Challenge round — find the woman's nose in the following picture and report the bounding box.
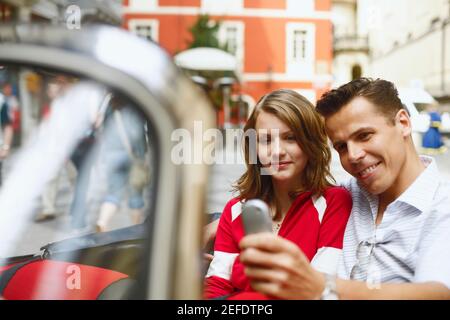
[271,138,287,161]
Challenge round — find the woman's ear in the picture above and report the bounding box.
[395,109,412,138]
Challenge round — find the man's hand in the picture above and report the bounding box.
[204,253,214,262]
[0,147,9,159]
[203,218,220,269]
[203,218,219,248]
[239,233,325,300]
[1,124,13,160]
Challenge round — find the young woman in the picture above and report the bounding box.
[204,89,352,299]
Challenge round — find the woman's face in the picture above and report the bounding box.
[255,111,308,186]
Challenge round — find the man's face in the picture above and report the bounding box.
[325,97,411,196]
[2,84,12,96]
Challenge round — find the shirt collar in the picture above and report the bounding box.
[394,155,440,213]
[355,156,440,214]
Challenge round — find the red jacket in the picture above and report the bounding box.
[204,186,352,299]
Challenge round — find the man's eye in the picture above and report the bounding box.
[359,132,372,140]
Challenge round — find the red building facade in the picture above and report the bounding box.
[123,0,333,109]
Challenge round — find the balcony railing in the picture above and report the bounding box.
[334,35,369,53]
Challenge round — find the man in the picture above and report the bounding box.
[238,78,450,299]
[0,84,14,186]
[34,76,72,222]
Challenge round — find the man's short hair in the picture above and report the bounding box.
[316,78,404,122]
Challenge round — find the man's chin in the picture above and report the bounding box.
[359,180,386,195]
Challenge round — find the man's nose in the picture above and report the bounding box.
[347,142,365,163]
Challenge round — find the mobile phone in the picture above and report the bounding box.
[241,199,272,235]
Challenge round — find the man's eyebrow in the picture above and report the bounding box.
[350,127,374,138]
[331,127,374,148]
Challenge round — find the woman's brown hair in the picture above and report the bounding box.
[234,89,334,203]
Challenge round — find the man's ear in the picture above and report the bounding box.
[395,109,412,137]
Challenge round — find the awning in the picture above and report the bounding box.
[398,87,436,105]
[398,87,437,117]
[174,47,238,72]
[398,87,437,132]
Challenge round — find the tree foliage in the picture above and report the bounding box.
[188,14,227,51]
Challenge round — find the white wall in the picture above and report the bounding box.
[125,0,330,19]
[129,0,157,12]
[368,25,450,92]
[332,0,369,87]
[360,0,450,93]
[333,52,369,86]
[201,0,243,15]
[360,0,446,57]
[287,0,314,14]
[331,1,356,36]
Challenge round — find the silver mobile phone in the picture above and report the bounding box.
[241,199,272,235]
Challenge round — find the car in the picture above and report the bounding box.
[0,24,215,299]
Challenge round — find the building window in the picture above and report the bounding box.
[293,30,307,61]
[286,23,315,77]
[135,25,153,41]
[128,19,159,42]
[219,21,244,69]
[225,26,238,55]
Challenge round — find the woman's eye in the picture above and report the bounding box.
[286,135,296,141]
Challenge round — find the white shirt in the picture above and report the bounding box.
[338,156,450,289]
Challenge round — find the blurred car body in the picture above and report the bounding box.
[0,24,215,299]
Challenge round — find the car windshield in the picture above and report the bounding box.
[0,65,155,259]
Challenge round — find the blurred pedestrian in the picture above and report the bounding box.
[0,83,14,187]
[1,83,19,137]
[422,106,446,155]
[96,96,149,233]
[67,126,98,230]
[35,76,104,231]
[35,76,74,222]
